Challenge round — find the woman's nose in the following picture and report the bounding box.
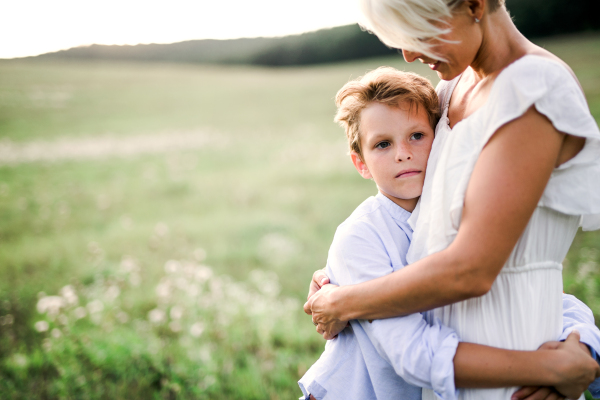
[402,49,422,63]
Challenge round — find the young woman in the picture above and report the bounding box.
[303,0,600,399]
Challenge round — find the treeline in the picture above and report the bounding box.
[506,0,600,38]
[24,0,600,66]
[31,24,397,66]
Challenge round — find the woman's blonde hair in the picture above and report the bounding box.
[334,67,440,160]
[358,0,505,60]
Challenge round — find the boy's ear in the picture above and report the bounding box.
[351,151,372,180]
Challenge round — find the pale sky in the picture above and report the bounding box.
[0,0,362,59]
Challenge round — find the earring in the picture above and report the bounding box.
[475,17,480,23]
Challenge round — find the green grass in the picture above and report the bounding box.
[0,33,599,399]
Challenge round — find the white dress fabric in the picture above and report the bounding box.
[407,55,600,400]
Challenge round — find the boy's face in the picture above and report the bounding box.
[351,101,434,212]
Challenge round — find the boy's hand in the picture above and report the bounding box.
[304,269,330,314]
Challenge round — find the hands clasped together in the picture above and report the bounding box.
[304,269,600,400]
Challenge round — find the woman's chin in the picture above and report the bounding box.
[437,69,461,81]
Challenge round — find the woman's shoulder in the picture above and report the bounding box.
[498,52,579,87]
[481,53,598,141]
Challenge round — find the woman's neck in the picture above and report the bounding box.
[469,9,531,81]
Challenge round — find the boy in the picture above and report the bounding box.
[299,67,600,400]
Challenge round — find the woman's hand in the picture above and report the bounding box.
[512,332,598,400]
[544,331,599,399]
[553,331,599,399]
[304,283,347,340]
[511,386,565,400]
[512,337,594,400]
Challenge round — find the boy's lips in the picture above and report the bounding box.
[395,169,421,178]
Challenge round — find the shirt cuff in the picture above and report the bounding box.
[298,378,327,400]
[430,330,461,400]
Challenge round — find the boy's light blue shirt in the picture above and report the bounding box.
[299,193,459,400]
[299,193,600,400]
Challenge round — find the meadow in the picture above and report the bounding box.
[0,33,599,399]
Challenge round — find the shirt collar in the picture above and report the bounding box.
[375,192,412,224]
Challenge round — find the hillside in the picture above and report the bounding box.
[13,0,600,66]
[28,24,397,66]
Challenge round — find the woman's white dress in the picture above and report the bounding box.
[407,55,600,400]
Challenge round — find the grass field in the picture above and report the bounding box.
[0,33,599,399]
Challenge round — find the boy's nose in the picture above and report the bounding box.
[396,145,412,161]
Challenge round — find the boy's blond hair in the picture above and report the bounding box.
[334,67,439,160]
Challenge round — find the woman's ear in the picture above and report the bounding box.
[464,0,485,21]
[351,151,372,180]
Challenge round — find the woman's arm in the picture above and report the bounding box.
[305,107,566,336]
[360,309,597,399]
[454,332,598,399]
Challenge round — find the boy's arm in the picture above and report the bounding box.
[331,221,597,399]
[327,220,460,399]
[559,293,600,397]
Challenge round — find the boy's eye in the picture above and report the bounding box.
[375,141,391,149]
[411,132,424,140]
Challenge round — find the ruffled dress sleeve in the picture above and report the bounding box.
[449,55,600,231]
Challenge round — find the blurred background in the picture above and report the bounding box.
[0,0,599,398]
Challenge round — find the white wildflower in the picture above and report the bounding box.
[148,308,166,324]
[187,284,200,297]
[194,266,213,283]
[37,296,65,317]
[96,194,111,210]
[0,314,13,325]
[168,320,182,333]
[170,306,183,320]
[60,285,78,305]
[35,320,49,332]
[258,233,299,265]
[202,375,216,389]
[87,241,103,256]
[154,222,169,237]
[73,307,87,319]
[249,269,281,297]
[12,354,27,368]
[87,300,104,314]
[57,314,68,325]
[190,322,204,338]
[105,285,120,301]
[193,248,207,262]
[199,345,211,362]
[120,215,133,230]
[156,280,171,298]
[577,261,598,281]
[120,256,138,273]
[164,260,180,274]
[182,262,196,278]
[51,328,62,338]
[116,311,129,324]
[129,272,141,287]
[175,277,187,290]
